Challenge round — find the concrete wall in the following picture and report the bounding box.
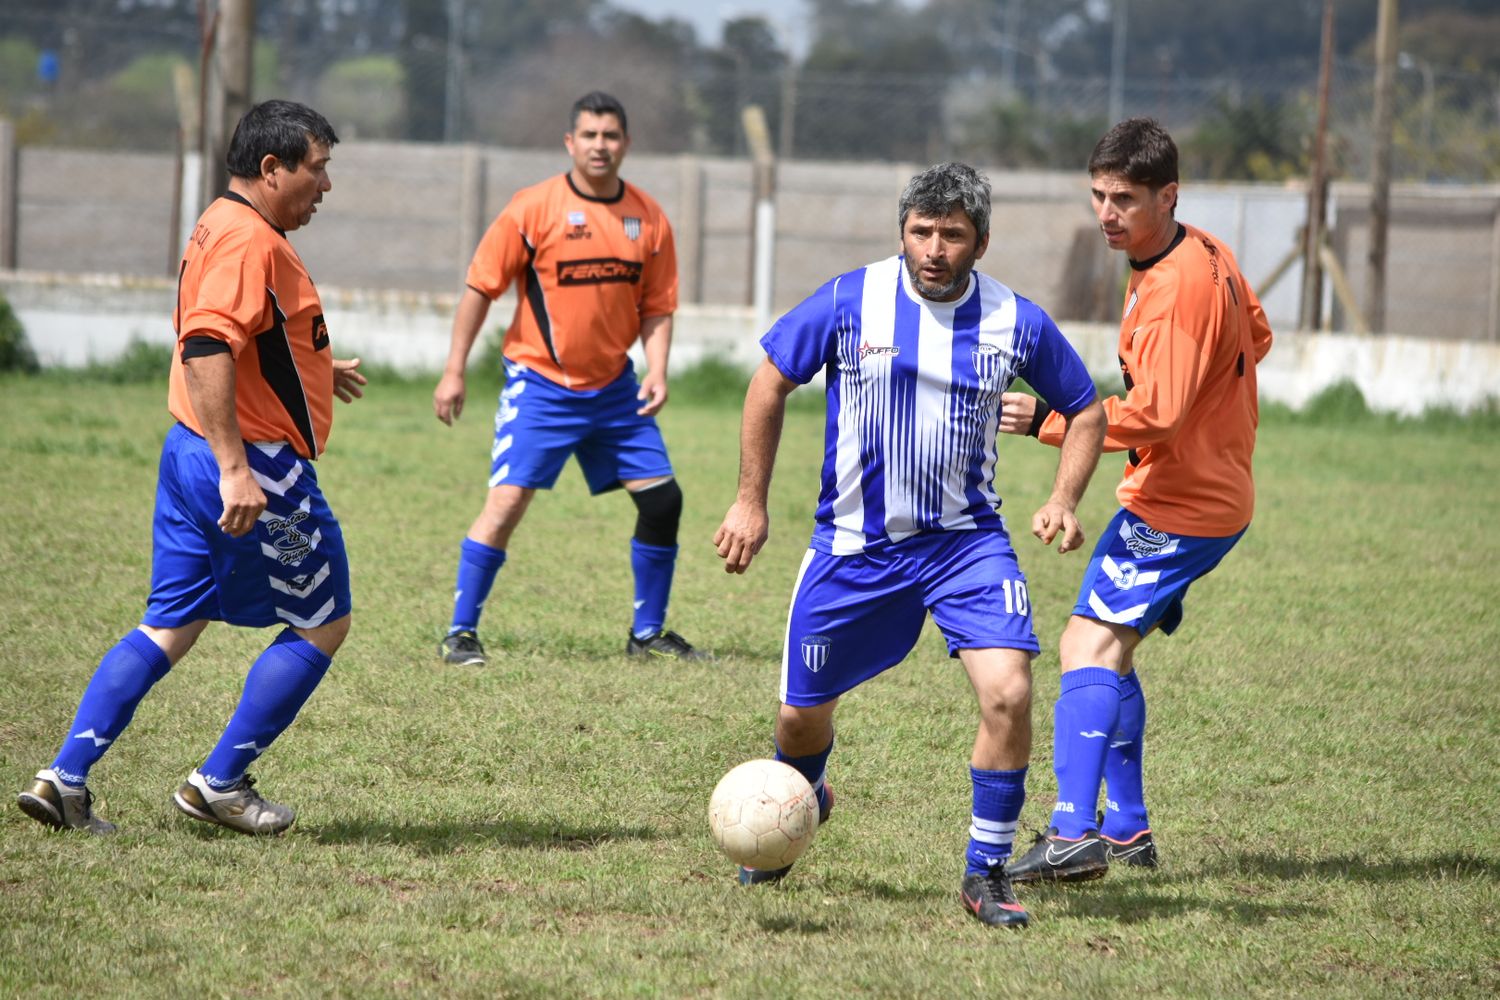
[5,269,1495,417]
[3,135,1497,342]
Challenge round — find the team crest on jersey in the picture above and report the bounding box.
[622,216,642,241]
[858,341,900,361]
[1121,520,1175,557]
[800,635,831,672]
[971,343,1003,388]
[1123,289,1139,319]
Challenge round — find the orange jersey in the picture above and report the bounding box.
[167,194,333,459]
[1040,223,1273,536]
[466,173,677,391]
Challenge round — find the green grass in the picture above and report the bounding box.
[1,369,1497,999]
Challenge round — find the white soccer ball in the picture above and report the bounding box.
[708,758,820,870]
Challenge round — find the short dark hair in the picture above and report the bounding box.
[1088,117,1178,190]
[225,100,339,179]
[570,91,628,135]
[898,162,991,243]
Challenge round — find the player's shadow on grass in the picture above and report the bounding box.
[1036,884,1328,926]
[306,817,659,855]
[1192,851,1498,884]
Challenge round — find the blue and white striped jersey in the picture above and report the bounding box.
[762,256,1097,555]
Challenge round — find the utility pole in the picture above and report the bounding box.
[1299,0,1335,332]
[199,0,254,214]
[1108,0,1128,126]
[1367,0,1399,334]
[444,0,465,142]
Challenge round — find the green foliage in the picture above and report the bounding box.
[1185,94,1308,181]
[71,339,173,384]
[956,97,1106,171]
[0,295,39,374]
[0,37,41,102]
[0,377,1496,996]
[318,55,406,140]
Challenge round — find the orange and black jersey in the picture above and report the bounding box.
[467,173,678,391]
[167,192,334,460]
[1039,222,1273,536]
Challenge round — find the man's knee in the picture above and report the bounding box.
[294,613,351,658]
[628,477,682,547]
[775,700,836,753]
[1059,615,1138,672]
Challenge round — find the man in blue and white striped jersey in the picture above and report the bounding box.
[713,162,1106,929]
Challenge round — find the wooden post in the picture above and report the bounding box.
[1299,0,1335,332]
[199,0,255,213]
[1367,0,1399,334]
[675,156,705,305]
[0,118,17,270]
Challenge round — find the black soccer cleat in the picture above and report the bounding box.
[1101,828,1158,868]
[439,629,486,666]
[626,629,713,661]
[737,782,835,886]
[1005,827,1110,884]
[960,870,1030,928]
[1097,810,1158,868]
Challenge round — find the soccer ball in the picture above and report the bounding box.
[707,758,820,870]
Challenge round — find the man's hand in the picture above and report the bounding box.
[998,392,1038,436]
[714,501,769,574]
[333,357,366,403]
[637,369,668,416]
[218,466,267,538]
[1031,499,1085,554]
[434,371,467,425]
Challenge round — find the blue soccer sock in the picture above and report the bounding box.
[1101,669,1149,840]
[198,630,332,789]
[450,538,506,634]
[1049,666,1122,838]
[775,736,834,814]
[629,539,677,639]
[50,629,173,785]
[966,765,1027,875]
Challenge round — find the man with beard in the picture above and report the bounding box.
[713,162,1106,928]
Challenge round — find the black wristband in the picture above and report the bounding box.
[1026,400,1052,437]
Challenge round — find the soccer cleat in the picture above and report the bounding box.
[1097,810,1158,868]
[1101,828,1158,868]
[16,769,117,835]
[172,770,294,835]
[960,869,1030,928]
[626,629,713,662]
[737,782,835,885]
[439,629,486,666]
[1005,827,1110,884]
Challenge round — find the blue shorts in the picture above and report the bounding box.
[143,423,352,630]
[781,530,1040,707]
[490,361,674,495]
[1072,508,1245,636]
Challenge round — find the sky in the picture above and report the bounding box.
[609,0,814,55]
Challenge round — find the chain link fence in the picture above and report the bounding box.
[3,8,1499,182]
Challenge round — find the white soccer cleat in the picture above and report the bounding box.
[16,768,117,835]
[173,770,294,835]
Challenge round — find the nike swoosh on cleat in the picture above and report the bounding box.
[1044,840,1099,865]
[1106,843,1149,862]
[962,892,983,914]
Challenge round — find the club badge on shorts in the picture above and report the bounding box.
[800,635,831,672]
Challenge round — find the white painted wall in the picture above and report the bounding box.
[4,270,1497,417]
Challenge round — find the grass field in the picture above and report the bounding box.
[1,366,1497,998]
